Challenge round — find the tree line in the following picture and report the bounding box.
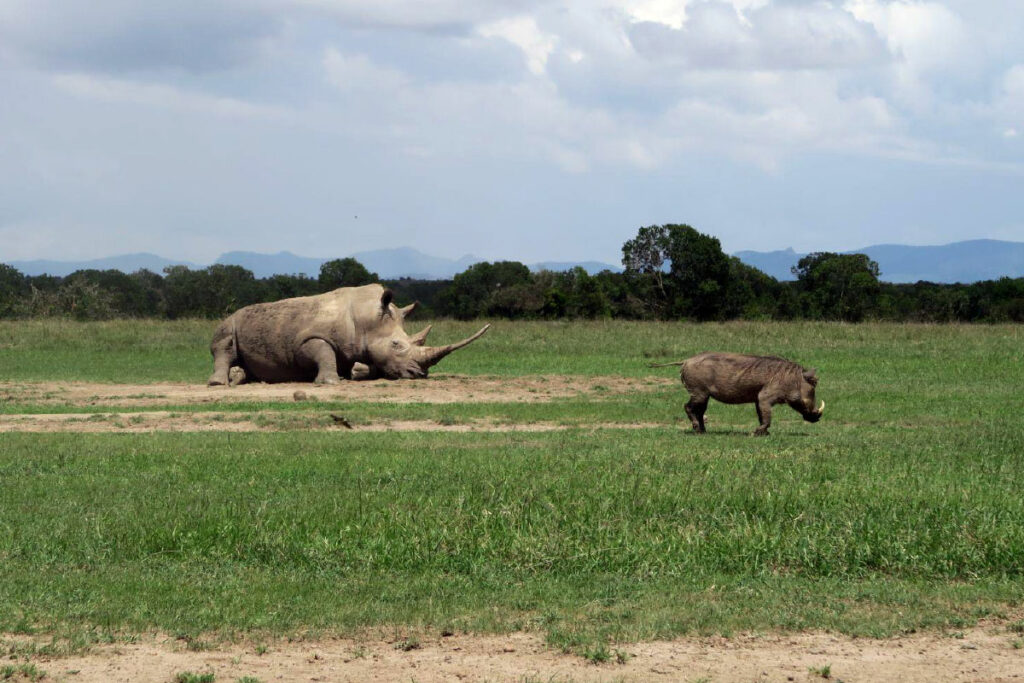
[2,225,1022,322]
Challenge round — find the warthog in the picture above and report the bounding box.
[651,352,825,436]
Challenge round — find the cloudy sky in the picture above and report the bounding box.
[1,0,1022,265]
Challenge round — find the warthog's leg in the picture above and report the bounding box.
[298,339,341,385]
[753,393,773,436]
[684,395,708,433]
[208,327,237,386]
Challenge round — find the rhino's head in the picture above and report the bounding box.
[363,292,490,380]
[790,367,825,423]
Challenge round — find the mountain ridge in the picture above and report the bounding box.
[735,238,1024,283]
[6,239,1023,283]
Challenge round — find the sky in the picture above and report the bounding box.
[1,0,1023,265]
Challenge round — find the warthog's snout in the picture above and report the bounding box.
[803,400,825,423]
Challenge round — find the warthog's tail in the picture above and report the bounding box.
[648,360,687,368]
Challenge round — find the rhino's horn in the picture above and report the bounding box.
[418,324,490,368]
[409,324,432,346]
[399,302,418,319]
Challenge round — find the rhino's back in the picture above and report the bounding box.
[232,292,357,382]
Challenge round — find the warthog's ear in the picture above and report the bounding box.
[803,368,818,385]
[380,288,394,316]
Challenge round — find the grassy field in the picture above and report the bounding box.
[1,319,1023,652]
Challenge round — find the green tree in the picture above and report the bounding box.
[318,258,378,291]
[164,265,261,318]
[440,261,533,319]
[263,274,320,302]
[722,257,782,320]
[792,252,881,321]
[0,264,28,318]
[622,224,732,320]
[559,267,611,319]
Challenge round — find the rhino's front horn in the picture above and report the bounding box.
[418,324,490,368]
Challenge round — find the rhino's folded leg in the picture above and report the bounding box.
[298,338,342,385]
[350,362,379,381]
[208,329,237,386]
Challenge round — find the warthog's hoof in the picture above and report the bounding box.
[752,428,769,437]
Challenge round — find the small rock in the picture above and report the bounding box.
[293,390,308,401]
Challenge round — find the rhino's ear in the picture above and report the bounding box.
[380,288,394,316]
[398,302,418,319]
[803,368,818,385]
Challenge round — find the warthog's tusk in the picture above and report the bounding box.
[817,400,825,414]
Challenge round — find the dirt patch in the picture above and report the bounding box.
[11,627,1024,683]
[0,375,671,407]
[0,411,664,433]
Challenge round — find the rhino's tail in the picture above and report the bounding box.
[648,360,687,368]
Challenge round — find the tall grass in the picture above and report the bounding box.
[0,320,1022,645]
[1,318,1021,381]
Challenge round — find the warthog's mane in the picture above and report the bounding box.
[720,353,806,383]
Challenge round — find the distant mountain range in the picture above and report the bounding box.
[734,239,1024,284]
[7,247,620,279]
[6,239,1023,283]
[7,253,200,277]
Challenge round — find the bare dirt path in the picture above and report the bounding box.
[0,375,674,433]
[0,375,672,408]
[12,627,1024,683]
[0,411,665,433]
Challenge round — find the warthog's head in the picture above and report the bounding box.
[790,367,825,423]
[362,291,490,380]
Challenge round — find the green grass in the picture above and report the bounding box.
[3,318,1021,382]
[2,424,1024,647]
[175,673,215,683]
[0,320,1023,651]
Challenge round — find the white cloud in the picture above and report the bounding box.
[623,0,689,30]
[478,16,558,76]
[627,1,886,70]
[3,0,1024,263]
[845,0,970,72]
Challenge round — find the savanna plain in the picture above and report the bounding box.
[1,319,1023,682]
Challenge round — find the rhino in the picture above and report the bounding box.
[651,352,825,436]
[207,284,489,385]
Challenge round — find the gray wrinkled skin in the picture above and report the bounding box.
[208,284,489,385]
[653,352,825,436]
